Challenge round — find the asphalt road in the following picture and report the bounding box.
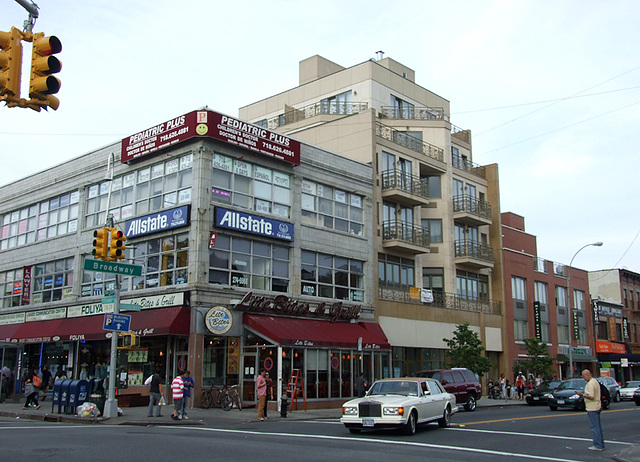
[1,401,638,461]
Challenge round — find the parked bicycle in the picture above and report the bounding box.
[201,383,241,411]
[226,384,242,411]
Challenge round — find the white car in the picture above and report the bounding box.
[619,380,640,400]
[340,378,457,435]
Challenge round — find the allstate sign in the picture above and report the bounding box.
[215,207,293,241]
[125,205,190,238]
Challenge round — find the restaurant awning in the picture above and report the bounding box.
[557,354,598,363]
[243,314,390,349]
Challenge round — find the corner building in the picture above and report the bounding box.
[0,108,390,409]
[240,55,505,380]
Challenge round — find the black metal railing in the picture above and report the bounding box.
[375,122,444,163]
[451,154,486,179]
[454,240,494,263]
[382,220,430,247]
[381,170,429,199]
[452,195,492,220]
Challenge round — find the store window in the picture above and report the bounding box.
[301,250,364,302]
[301,180,364,236]
[85,153,193,228]
[1,191,79,251]
[32,257,74,303]
[209,234,289,292]
[212,153,291,219]
[0,268,23,308]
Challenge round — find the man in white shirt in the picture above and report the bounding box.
[577,369,604,451]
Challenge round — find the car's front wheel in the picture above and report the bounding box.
[549,405,557,411]
[404,410,417,435]
[438,406,451,428]
[614,391,621,402]
[464,394,477,411]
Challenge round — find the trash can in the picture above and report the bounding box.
[90,393,106,416]
[67,379,89,415]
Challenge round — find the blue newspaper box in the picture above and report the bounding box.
[67,379,89,415]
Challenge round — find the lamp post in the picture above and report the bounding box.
[567,241,603,378]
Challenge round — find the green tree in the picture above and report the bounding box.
[514,337,556,379]
[443,323,492,377]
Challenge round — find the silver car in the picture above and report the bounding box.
[619,380,640,400]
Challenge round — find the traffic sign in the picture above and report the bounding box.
[103,313,131,332]
[84,259,142,276]
[120,303,141,312]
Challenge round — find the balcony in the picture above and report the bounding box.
[454,240,494,269]
[375,122,445,164]
[381,170,430,207]
[452,154,487,179]
[377,282,501,315]
[382,220,430,255]
[380,106,449,122]
[263,102,369,130]
[452,195,492,226]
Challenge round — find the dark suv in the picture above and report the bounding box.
[416,368,481,411]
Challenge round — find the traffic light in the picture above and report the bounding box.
[109,229,126,260]
[92,228,109,260]
[118,333,140,349]
[0,27,23,98]
[29,32,61,111]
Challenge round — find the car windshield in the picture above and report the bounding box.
[557,379,586,391]
[368,380,419,396]
[535,381,560,391]
[625,381,640,388]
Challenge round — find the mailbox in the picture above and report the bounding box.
[67,379,89,414]
[54,379,72,414]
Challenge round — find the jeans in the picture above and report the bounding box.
[587,410,605,449]
[148,392,162,417]
[181,395,190,417]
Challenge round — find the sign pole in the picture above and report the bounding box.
[103,274,121,418]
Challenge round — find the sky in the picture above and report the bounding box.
[1,0,639,273]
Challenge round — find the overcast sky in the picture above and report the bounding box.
[2,0,639,274]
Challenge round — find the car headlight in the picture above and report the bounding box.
[383,407,404,415]
[342,407,357,416]
[569,393,581,400]
[543,393,552,398]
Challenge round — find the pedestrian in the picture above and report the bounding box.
[22,369,41,410]
[40,365,52,401]
[505,379,511,399]
[356,373,368,397]
[1,365,10,402]
[181,370,194,420]
[256,368,267,421]
[516,372,525,400]
[171,373,184,420]
[577,369,604,451]
[499,373,507,399]
[264,371,273,419]
[55,368,67,381]
[147,369,164,418]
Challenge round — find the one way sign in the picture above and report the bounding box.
[103,313,132,332]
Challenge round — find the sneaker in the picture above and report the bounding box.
[177,415,182,420]
[182,415,188,420]
[35,405,40,410]
[258,418,265,421]
[171,415,178,420]
[588,446,603,451]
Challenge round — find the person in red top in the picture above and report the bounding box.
[516,372,525,400]
[171,374,184,420]
[256,368,267,421]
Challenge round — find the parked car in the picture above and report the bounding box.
[525,380,561,406]
[619,380,640,401]
[340,378,458,435]
[634,388,640,406]
[548,378,610,411]
[416,368,481,411]
[596,376,621,402]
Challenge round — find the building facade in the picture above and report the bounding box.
[501,212,597,379]
[0,108,390,408]
[239,55,505,382]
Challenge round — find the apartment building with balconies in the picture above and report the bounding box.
[240,55,504,379]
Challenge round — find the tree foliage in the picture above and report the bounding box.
[443,323,492,377]
[512,337,556,379]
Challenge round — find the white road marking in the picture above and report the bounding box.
[447,427,636,446]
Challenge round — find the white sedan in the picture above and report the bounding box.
[620,380,640,400]
[340,378,457,435]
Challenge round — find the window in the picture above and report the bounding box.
[301,250,363,302]
[457,270,488,301]
[512,277,526,300]
[209,234,289,292]
[85,154,192,227]
[301,180,363,235]
[451,147,469,170]
[32,258,74,303]
[1,191,79,251]
[514,320,529,342]
[321,91,352,114]
[0,268,23,307]
[422,268,444,300]
[390,95,414,119]
[421,219,442,243]
[212,153,291,219]
[378,253,414,287]
[534,281,550,343]
[426,175,441,199]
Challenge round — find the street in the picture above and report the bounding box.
[1,401,638,461]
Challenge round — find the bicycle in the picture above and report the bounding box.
[201,383,232,411]
[226,384,242,411]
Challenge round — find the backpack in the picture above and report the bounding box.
[33,375,42,388]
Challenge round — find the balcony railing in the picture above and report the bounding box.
[380,106,448,122]
[264,102,369,130]
[455,240,494,263]
[377,283,501,315]
[382,220,430,247]
[381,170,429,198]
[375,122,444,163]
[452,195,492,221]
[452,154,486,179]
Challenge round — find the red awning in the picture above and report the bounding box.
[5,306,190,344]
[0,322,22,343]
[243,314,390,349]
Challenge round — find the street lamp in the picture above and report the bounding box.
[567,241,603,378]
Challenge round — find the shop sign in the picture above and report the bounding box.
[67,292,185,318]
[204,306,233,335]
[596,340,626,354]
[22,265,32,305]
[623,317,629,339]
[25,307,67,322]
[234,291,361,323]
[124,205,189,238]
[533,301,542,341]
[598,304,622,318]
[0,311,25,326]
[215,207,293,241]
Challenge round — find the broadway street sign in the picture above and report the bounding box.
[84,259,142,276]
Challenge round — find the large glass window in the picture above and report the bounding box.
[321,90,352,114]
[301,250,364,302]
[32,257,74,303]
[378,253,414,288]
[209,234,289,292]
[0,268,23,308]
[421,219,442,243]
[301,180,364,236]
[390,95,415,119]
[1,191,79,251]
[456,270,489,301]
[556,286,569,344]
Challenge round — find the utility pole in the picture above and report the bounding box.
[14,0,39,32]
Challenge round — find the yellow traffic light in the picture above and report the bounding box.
[93,228,109,260]
[118,333,140,349]
[109,229,126,260]
[0,27,23,98]
[29,32,61,111]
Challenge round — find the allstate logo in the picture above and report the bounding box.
[205,307,232,334]
[278,223,289,234]
[172,208,183,221]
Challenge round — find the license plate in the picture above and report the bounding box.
[362,418,375,427]
[557,400,565,404]
[533,397,539,400]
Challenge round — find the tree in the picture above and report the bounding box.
[513,337,556,379]
[443,323,492,377]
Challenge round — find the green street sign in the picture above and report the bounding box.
[84,259,143,276]
[121,303,141,311]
